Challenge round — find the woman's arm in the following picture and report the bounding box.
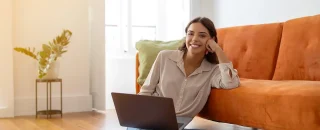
[211,62,240,89]
[138,52,162,95]
[206,39,240,89]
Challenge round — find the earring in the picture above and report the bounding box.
[206,51,208,55]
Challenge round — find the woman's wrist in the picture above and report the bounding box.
[215,48,230,63]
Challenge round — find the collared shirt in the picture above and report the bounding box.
[138,50,240,117]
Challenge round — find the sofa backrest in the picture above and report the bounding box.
[217,23,283,80]
[135,15,320,91]
[273,14,320,81]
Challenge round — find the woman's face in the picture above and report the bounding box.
[185,22,211,55]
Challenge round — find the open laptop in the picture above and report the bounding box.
[111,92,193,130]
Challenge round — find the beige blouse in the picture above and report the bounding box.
[138,50,240,117]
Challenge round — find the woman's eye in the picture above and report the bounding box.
[200,35,206,38]
[187,33,193,36]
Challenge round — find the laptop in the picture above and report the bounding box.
[111,92,193,130]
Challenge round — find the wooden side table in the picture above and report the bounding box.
[35,78,63,118]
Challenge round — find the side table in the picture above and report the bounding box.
[35,78,63,118]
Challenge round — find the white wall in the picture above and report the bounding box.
[89,0,106,111]
[0,0,14,117]
[212,0,320,28]
[13,0,92,116]
[190,0,214,20]
[105,56,136,109]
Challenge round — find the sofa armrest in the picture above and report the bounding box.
[136,52,140,94]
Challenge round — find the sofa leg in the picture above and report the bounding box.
[252,128,258,130]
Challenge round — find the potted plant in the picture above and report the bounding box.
[14,29,72,79]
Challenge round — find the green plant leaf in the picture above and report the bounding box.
[39,51,48,58]
[53,39,57,44]
[39,59,48,65]
[15,29,73,79]
[13,47,37,60]
[42,44,51,53]
[49,42,54,47]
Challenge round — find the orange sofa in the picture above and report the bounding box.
[135,15,320,130]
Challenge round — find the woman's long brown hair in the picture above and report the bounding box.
[178,17,219,64]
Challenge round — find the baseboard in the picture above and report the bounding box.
[0,107,12,118]
[92,108,106,114]
[15,95,92,116]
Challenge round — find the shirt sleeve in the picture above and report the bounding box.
[211,62,240,89]
[138,52,162,95]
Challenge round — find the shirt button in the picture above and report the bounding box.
[185,79,187,81]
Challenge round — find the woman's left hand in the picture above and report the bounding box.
[206,39,222,53]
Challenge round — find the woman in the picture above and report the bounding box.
[138,17,240,117]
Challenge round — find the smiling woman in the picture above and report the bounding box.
[179,17,219,65]
[138,17,240,117]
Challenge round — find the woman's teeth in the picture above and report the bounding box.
[191,44,200,48]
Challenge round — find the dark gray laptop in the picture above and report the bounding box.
[111,92,193,130]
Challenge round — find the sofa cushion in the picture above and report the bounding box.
[217,23,283,80]
[198,79,320,130]
[135,39,184,86]
[273,14,320,80]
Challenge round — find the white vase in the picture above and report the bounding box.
[40,60,60,79]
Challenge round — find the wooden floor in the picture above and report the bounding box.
[0,110,256,130]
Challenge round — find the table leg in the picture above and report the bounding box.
[35,81,37,118]
[50,82,52,118]
[61,81,63,118]
[46,82,49,119]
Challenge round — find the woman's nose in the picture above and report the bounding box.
[192,35,199,42]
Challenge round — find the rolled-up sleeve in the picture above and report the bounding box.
[211,62,240,89]
[138,52,162,95]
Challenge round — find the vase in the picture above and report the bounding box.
[39,60,60,79]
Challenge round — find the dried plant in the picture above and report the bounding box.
[14,29,72,79]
